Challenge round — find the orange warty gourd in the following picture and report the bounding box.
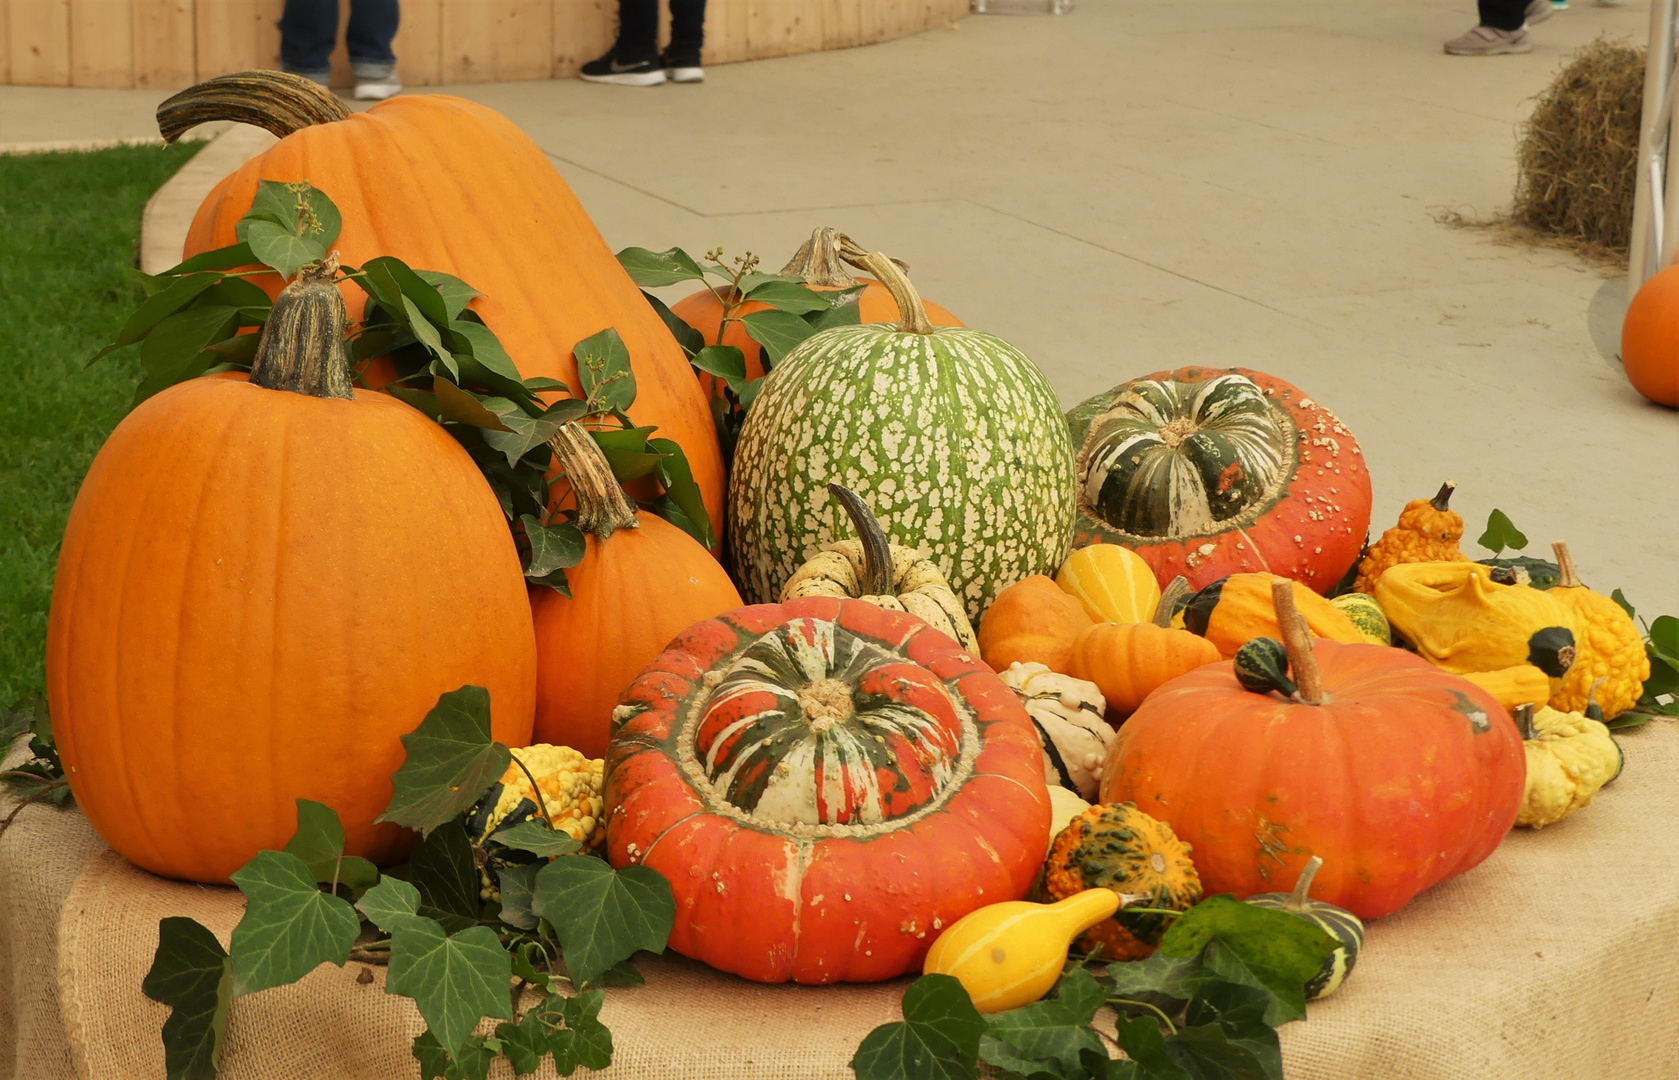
[46,265,537,884]
[671,227,963,396]
[1100,581,1525,920]
[157,71,725,533]
[978,575,1094,673]
[531,424,742,759]
[1620,263,1679,407]
[1352,481,1469,594]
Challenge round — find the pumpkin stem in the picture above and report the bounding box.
[249,255,354,399]
[835,237,936,335]
[546,422,640,540]
[779,227,868,289]
[156,70,353,144]
[1514,702,1537,741]
[1551,540,1582,589]
[1271,578,1325,705]
[827,483,895,596]
[1430,481,1457,512]
[1287,855,1324,913]
[1154,576,1190,628]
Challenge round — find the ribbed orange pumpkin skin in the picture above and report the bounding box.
[1620,265,1679,406]
[46,374,537,884]
[531,516,742,758]
[181,94,726,531]
[671,281,962,396]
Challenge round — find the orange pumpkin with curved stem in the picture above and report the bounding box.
[1100,581,1525,919]
[46,266,537,884]
[531,424,742,759]
[157,71,725,535]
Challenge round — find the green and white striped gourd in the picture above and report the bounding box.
[728,249,1075,621]
[1244,855,1364,1000]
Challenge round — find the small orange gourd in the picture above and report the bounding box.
[1069,578,1220,714]
[531,423,742,758]
[1353,481,1470,594]
[979,575,1094,673]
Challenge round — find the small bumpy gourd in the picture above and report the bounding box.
[1543,542,1649,720]
[923,889,1120,1013]
[998,662,1114,800]
[1353,481,1469,594]
[1243,856,1364,1000]
[1041,803,1202,960]
[1515,702,1622,829]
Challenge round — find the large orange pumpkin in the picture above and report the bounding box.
[604,596,1050,984]
[46,267,537,884]
[1620,264,1679,407]
[157,71,726,532]
[531,423,742,758]
[1099,583,1524,919]
[670,226,962,397]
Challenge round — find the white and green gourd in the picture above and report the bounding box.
[727,247,1076,621]
[1243,855,1364,1000]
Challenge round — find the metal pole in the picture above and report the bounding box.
[1630,0,1678,295]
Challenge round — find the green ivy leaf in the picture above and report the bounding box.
[562,989,614,1070]
[377,686,512,836]
[162,242,259,275]
[640,289,705,355]
[143,917,233,1080]
[648,437,715,550]
[227,851,360,996]
[363,255,449,327]
[1164,1020,1279,1080]
[244,219,328,281]
[1179,982,1282,1079]
[238,179,342,251]
[356,877,431,935]
[976,1035,1063,1080]
[483,398,588,467]
[616,246,708,287]
[93,272,223,361]
[741,278,833,315]
[282,799,377,891]
[575,328,637,414]
[495,821,582,859]
[852,974,985,1080]
[1611,588,1637,619]
[1114,1015,1188,1080]
[520,516,586,593]
[592,957,645,987]
[982,996,1104,1077]
[409,822,484,934]
[433,378,515,431]
[1051,966,1109,1026]
[740,308,817,364]
[494,1009,551,1076]
[412,1030,497,1080]
[415,270,483,320]
[805,286,865,333]
[531,856,674,988]
[1159,896,1337,1026]
[496,864,545,932]
[1476,509,1529,557]
[387,920,514,1059]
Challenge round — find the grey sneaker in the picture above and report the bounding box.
[1524,0,1554,23]
[354,74,402,100]
[1444,25,1532,55]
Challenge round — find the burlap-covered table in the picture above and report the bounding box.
[5,722,1677,1080]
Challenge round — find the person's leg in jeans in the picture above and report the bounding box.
[1478,0,1529,30]
[663,0,707,81]
[279,0,339,85]
[347,0,401,97]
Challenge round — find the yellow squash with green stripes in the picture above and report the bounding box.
[922,889,1119,1013]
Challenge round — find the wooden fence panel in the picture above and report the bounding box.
[702,0,748,65]
[10,0,69,85]
[69,0,129,85]
[195,0,277,81]
[132,0,192,88]
[494,0,552,81]
[551,0,612,78]
[0,0,9,84]
[395,0,442,86]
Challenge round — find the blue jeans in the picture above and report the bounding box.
[280,0,399,80]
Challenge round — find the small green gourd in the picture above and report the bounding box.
[1234,637,1295,697]
[1244,856,1364,1000]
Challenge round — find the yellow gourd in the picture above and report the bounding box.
[1057,544,1161,625]
[1374,561,1579,680]
[1544,542,1649,720]
[1460,664,1553,713]
[923,889,1120,1013]
[1515,703,1622,829]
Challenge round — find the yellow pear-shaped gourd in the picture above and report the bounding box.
[923,889,1120,1013]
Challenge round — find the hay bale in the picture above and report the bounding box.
[1513,38,1644,257]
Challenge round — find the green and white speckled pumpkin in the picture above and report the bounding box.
[728,250,1075,621]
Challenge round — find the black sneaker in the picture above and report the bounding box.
[579,48,665,86]
[661,48,705,84]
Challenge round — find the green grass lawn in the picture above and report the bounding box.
[0,141,202,708]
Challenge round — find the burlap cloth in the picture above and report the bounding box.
[4,722,1677,1080]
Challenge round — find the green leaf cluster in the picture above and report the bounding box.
[617,245,861,465]
[0,697,72,838]
[851,897,1337,1080]
[142,686,675,1080]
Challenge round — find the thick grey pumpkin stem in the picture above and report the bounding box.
[157,70,352,144]
[548,422,640,539]
[1154,576,1190,628]
[1551,540,1582,588]
[827,483,894,595]
[1271,578,1325,705]
[250,255,354,399]
[1288,855,1324,912]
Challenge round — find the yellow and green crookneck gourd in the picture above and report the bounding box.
[1375,562,1578,686]
[1352,481,1469,594]
[1543,541,1649,720]
[923,889,1120,1013]
[1243,855,1364,1000]
[728,247,1076,622]
[781,483,977,652]
[1055,543,1161,624]
[1183,572,1366,659]
[1041,803,1202,961]
[1330,592,1391,646]
[1514,700,1623,829]
[997,662,1114,801]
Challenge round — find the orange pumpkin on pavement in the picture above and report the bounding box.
[1622,263,1679,407]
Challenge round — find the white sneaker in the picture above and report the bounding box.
[354,75,402,100]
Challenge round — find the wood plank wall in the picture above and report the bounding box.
[2,0,968,88]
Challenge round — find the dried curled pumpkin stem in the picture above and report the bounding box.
[779,227,864,289]
[546,422,640,539]
[1271,578,1325,705]
[826,483,894,595]
[249,255,354,400]
[1551,540,1582,588]
[1430,481,1457,511]
[156,69,352,144]
[1154,576,1191,628]
[836,236,935,335]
